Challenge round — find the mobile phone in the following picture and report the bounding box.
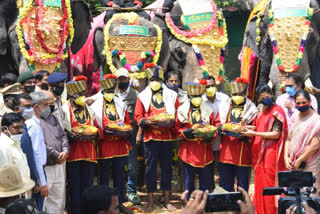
[278,171,314,188]
[204,192,243,212]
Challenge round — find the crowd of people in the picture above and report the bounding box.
[0,66,319,214]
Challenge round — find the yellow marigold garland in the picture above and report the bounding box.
[102,12,162,76]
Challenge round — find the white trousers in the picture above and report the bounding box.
[44,163,66,214]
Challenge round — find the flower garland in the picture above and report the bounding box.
[165,10,228,47]
[166,1,217,38]
[256,11,264,46]
[16,0,74,72]
[269,8,313,72]
[102,13,163,75]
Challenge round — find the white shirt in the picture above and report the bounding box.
[26,115,47,186]
[116,86,130,101]
[202,92,230,118]
[0,133,30,179]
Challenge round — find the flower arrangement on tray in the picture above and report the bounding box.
[105,121,133,137]
[72,125,98,140]
[150,113,175,128]
[222,123,245,137]
[192,124,217,139]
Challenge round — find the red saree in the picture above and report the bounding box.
[252,105,288,214]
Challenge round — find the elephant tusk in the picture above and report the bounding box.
[267,80,273,89]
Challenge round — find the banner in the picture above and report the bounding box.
[120,25,148,36]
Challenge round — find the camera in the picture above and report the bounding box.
[263,170,320,214]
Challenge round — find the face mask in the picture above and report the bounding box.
[24,85,35,93]
[51,86,64,96]
[232,95,245,105]
[4,127,22,142]
[191,97,202,107]
[260,97,273,106]
[50,105,55,113]
[39,106,51,119]
[118,82,129,90]
[149,81,161,92]
[18,106,34,120]
[40,83,49,91]
[167,83,179,92]
[286,86,296,97]
[295,102,310,112]
[206,87,217,97]
[104,93,115,102]
[75,96,86,106]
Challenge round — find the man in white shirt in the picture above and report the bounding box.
[0,113,30,179]
[26,91,49,211]
[165,71,188,105]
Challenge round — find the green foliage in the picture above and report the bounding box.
[141,0,157,6]
[88,0,102,17]
[214,0,240,9]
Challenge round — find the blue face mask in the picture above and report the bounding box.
[295,103,310,112]
[286,86,296,97]
[167,83,179,92]
[260,97,273,106]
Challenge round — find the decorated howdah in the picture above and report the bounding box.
[165,0,228,80]
[103,12,162,85]
[16,0,74,73]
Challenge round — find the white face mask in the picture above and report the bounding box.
[4,127,22,142]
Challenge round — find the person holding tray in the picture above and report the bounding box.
[175,81,217,199]
[215,78,258,192]
[62,76,97,214]
[91,74,132,214]
[134,65,180,212]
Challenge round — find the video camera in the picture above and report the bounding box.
[263,171,320,214]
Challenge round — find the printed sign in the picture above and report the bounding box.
[179,0,213,16]
[274,8,308,18]
[184,12,213,24]
[23,0,61,7]
[120,25,149,36]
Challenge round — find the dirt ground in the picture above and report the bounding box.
[125,163,255,214]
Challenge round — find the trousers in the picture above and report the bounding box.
[99,156,127,203]
[145,140,173,192]
[127,138,137,194]
[44,163,66,214]
[67,161,96,214]
[219,162,251,192]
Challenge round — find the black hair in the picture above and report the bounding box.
[0,73,18,88]
[1,113,23,128]
[81,185,118,214]
[203,75,215,82]
[13,93,32,108]
[166,71,182,81]
[255,84,272,98]
[294,89,311,102]
[286,73,303,86]
[35,70,50,82]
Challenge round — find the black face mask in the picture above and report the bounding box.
[50,105,55,113]
[24,85,35,93]
[40,83,49,91]
[51,86,64,96]
[118,82,129,90]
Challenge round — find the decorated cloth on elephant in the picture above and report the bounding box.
[91,74,132,204]
[215,78,258,192]
[101,0,151,21]
[134,66,179,194]
[62,76,97,214]
[175,82,216,197]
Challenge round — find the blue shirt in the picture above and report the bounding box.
[26,115,47,186]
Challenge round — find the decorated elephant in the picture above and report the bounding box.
[93,12,170,91]
[241,0,320,97]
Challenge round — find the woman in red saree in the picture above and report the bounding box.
[242,84,288,214]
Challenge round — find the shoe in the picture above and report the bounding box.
[127,193,141,205]
[120,204,133,214]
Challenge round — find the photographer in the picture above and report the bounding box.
[286,203,317,214]
[180,187,255,214]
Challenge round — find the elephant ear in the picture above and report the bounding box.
[93,26,105,73]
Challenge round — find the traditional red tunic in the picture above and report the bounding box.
[252,105,288,214]
[134,97,180,143]
[215,111,255,167]
[95,101,132,159]
[176,110,216,167]
[67,103,97,163]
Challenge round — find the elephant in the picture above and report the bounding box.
[93,12,170,92]
[242,0,320,97]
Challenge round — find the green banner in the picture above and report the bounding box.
[184,12,213,24]
[120,25,148,36]
[23,0,61,7]
[274,9,307,18]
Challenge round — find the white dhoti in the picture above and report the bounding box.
[44,163,66,214]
